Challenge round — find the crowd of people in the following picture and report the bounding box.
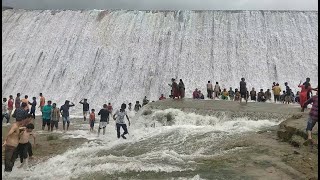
[1,77,318,172]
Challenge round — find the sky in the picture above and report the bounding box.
[2,0,318,10]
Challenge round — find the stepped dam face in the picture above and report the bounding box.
[2,10,318,114]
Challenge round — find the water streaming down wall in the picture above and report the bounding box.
[2,10,318,114]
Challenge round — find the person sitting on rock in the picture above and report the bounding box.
[250,88,257,101]
[193,89,199,99]
[142,96,149,106]
[265,89,272,101]
[159,94,166,100]
[228,87,235,101]
[257,89,266,102]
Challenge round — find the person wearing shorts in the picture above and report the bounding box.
[98,104,109,136]
[60,100,75,131]
[89,109,95,132]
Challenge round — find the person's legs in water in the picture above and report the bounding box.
[18,143,28,168]
[65,117,70,131]
[4,145,17,172]
[27,141,33,159]
[63,117,67,131]
[50,120,54,131]
[46,121,50,131]
[121,124,128,139]
[116,123,121,138]
[42,118,46,130]
[54,121,58,130]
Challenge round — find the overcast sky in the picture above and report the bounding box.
[2,0,318,10]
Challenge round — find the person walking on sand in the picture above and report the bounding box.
[79,99,89,121]
[98,104,110,136]
[113,105,130,139]
[239,78,248,104]
[50,103,60,131]
[60,100,75,131]
[39,93,45,113]
[2,115,32,172]
[179,79,185,99]
[42,101,52,131]
[207,81,213,99]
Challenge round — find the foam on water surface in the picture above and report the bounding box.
[2,109,283,179]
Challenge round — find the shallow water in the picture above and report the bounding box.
[2,109,283,180]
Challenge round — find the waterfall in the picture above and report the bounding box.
[2,10,318,115]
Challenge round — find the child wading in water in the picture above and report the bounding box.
[90,109,95,132]
[17,123,36,168]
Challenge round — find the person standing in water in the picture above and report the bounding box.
[15,93,21,109]
[272,83,281,103]
[113,105,131,139]
[207,81,213,99]
[89,109,95,132]
[60,100,75,131]
[239,78,248,104]
[2,98,9,124]
[39,93,45,113]
[214,82,220,99]
[50,103,60,131]
[250,88,257,101]
[29,97,37,119]
[21,95,31,113]
[79,99,89,121]
[7,95,14,123]
[128,103,132,111]
[42,101,52,131]
[179,79,185,99]
[134,101,142,112]
[169,78,180,99]
[2,115,32,172]
[16,123,35,168]
[98,104,109,136]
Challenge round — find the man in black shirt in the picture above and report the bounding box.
[240,78,248,104]
[60,100,75,131]
[79,99,89,121]
[98,104,110,136]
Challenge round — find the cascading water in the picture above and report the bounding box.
[2,10,318,114]
[2,108,284,179]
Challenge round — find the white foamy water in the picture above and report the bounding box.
[2,109,282,180]
[2,10,318,115]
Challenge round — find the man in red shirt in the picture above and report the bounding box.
[8,95,14,121]
[159,94,166,100]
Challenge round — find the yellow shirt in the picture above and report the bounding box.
[272,86,281,95]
